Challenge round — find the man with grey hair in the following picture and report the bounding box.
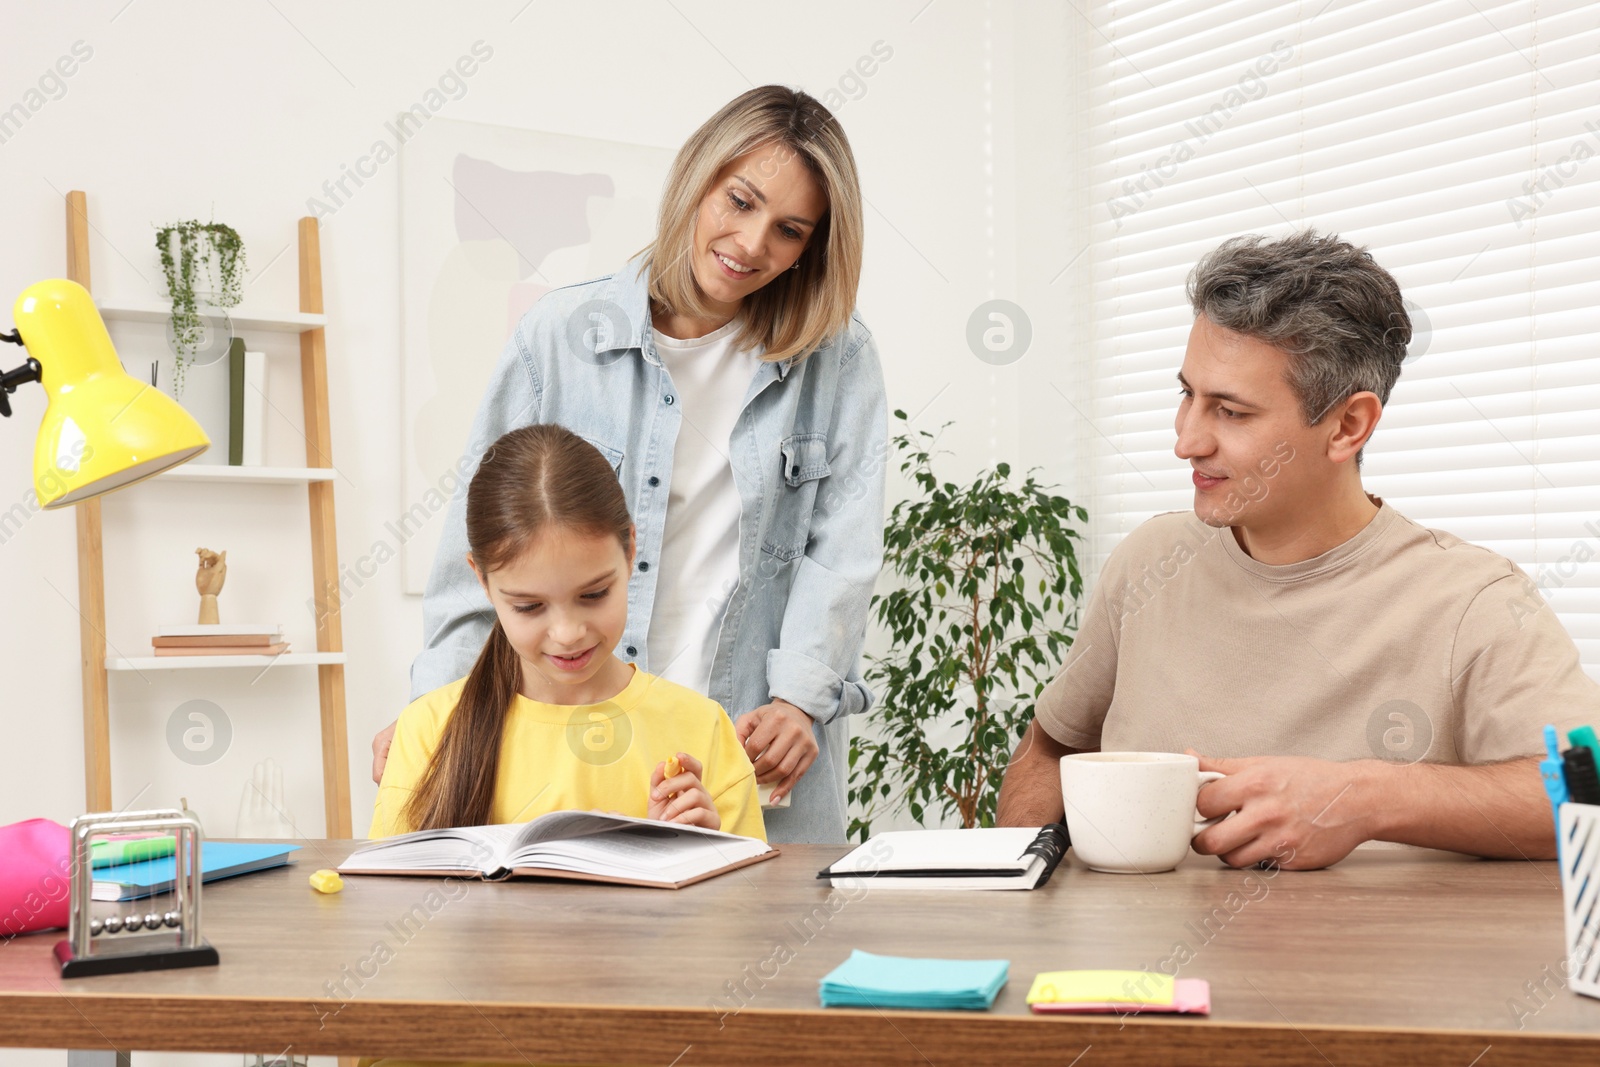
[998,230,1598,869]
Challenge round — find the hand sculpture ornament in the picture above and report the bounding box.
[195,547,227,625]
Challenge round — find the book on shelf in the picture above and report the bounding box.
[153,633,281,648]
[228,339,266,466]
[153,642,289,657]
[157,623,283,638]
[339,811,777,890]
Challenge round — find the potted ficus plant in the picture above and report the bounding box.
[155,220,246,395]
[847,411,1088,841]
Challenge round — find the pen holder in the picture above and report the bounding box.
[1558,801,1600,999]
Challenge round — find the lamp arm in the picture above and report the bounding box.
[0,355,42,419]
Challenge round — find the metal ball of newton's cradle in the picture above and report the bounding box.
[123,913,143,932]
[145,912,162,930]
[102,915,122,934]
[164,911,181,928]
[88,918,103,937]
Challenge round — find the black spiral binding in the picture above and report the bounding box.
[1024,822,1071,887]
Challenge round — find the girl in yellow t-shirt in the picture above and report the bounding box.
[372,423,764,842]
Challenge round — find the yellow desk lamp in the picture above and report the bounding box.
[0,279,208,507]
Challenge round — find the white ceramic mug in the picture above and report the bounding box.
[1059,752,1225,874]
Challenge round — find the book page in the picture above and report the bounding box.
[507,810,636,851]
[832,828,1044,875]
[342,824,515,874]
[511,822,769,883]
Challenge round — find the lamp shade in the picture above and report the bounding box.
[13,279,208,508]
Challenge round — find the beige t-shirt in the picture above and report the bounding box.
[1036,501,1599,763]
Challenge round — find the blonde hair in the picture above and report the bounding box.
[642,85,863,363]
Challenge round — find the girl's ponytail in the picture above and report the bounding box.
[403,618,522,831]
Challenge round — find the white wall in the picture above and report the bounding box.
[0,9,1072,1059]
[0,0,1050,821]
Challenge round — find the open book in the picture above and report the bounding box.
[340,811,776,889]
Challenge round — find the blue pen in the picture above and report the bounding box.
[1544,724,1569,806]
[1543,724,1570,862]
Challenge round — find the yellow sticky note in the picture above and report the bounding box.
[1027,970,1175,1005]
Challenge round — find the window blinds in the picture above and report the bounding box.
[1080,0,1600,673]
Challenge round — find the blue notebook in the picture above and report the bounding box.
[92,842,300,901]
[820,950,1009,1010]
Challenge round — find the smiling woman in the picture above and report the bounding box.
[383,85,888,846]
[644,87,863,357]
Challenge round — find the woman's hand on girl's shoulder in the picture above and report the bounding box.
[649,752,721,831]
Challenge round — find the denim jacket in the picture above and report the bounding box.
[411,258,888,844]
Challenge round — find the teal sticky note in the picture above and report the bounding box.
[819,950,1009,1010]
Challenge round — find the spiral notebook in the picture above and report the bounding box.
[817,824,1069,891]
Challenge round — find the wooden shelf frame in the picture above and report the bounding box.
[69,191,353,836]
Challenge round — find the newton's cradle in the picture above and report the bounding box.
[54,808,220,978]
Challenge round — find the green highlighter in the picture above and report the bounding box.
[1569,726,1600,764]
[89,835,176,869]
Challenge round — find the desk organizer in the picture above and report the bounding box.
[1559,801,1600,999]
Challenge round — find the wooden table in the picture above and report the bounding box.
[1,840,1596,1065]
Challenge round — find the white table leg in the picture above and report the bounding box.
[67,1052,131,1067]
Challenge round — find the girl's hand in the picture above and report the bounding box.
[735,699,819,805]
[649,752,721,831]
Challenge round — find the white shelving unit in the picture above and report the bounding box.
[69,190,353,836]
[107,652,348,671]
[153,465,336,485]
[96,298,326,334]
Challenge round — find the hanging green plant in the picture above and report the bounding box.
[155,220,246,395]
[847,412,1088,841]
